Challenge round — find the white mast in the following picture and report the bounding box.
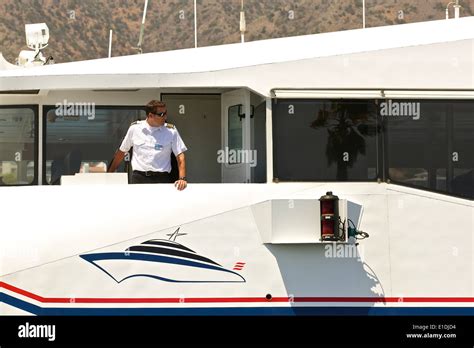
[362,0,366,28]
[108,29,113,58]
[135,0,149,53]
[194,0,198,48]
[240,0,246,43]
[454,0,461,18]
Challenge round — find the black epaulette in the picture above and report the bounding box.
[166,123,175,129]
[130,120,140,126]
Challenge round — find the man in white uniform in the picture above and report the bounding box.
[108,100,188,190]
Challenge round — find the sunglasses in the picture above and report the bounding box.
[151,111,167,117]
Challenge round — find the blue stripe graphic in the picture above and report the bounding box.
[2,293,474,316]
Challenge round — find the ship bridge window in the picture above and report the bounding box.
[0,106,37,185]
[386,100,474,199]
[273,98,473,199]
[273,99,380,181]
[44,106,146,184]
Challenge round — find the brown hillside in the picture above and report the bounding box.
[0,0,473,64]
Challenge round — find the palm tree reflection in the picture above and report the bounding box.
[310,101,379,180]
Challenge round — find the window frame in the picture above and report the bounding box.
[0,104,39,186]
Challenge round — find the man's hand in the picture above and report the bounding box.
[174,179,187,191]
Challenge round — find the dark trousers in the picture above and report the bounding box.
[131,171,172,184]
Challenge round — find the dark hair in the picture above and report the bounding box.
[145,100,166,115]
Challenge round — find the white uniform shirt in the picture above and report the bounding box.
[119,120,187,173]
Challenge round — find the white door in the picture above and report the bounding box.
[221,89,251,183]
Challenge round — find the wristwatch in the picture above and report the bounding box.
[179,177,187,181]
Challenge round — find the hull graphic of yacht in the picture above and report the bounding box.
[80,228,246,283]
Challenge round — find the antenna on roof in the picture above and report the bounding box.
[240,0,246,43]
[362,0,366,28]
[134,0,149,54]
[446,0,461,19]
[108,29,113,58]
[194,0,198,48]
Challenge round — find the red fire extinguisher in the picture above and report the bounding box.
[319,191,340,241]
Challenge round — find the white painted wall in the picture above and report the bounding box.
[0,183,472,303]
[161,94,222,183]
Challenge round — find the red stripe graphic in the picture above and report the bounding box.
[1,281,474,304]
[233,262,245,271]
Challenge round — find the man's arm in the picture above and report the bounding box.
[174,152,187,190]
[108,124,134,173]
[107,150,126,173]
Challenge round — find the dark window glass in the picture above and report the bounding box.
[451,102,474,198]
[0,107,36,185]
[385,100,473,199]
[386,101,446,190]
[273,99,380,181]
[44,106,145,184]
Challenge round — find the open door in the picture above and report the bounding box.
[221,89,251,183]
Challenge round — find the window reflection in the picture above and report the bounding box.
[451,103,474,198]
[273,100,379,181]
[274,99,473,199]
[386,100,473,199]
[44,106,145,184]
[389,168,428,188]
[0,107,36,185]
